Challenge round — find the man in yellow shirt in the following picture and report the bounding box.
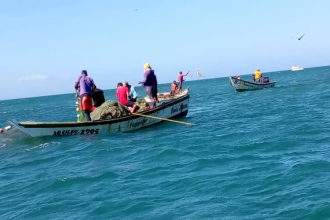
[254,68,262,82]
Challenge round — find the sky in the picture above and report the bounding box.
[1,0,330,100]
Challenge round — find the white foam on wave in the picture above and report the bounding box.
[25,142,61,152]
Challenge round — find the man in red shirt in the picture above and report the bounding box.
[116,83,123,100]
[178,70,189,92]
[116,83,138,113]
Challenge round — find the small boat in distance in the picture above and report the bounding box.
[291,60,303,71]
[291,65,303,71]
[229,76,276,92]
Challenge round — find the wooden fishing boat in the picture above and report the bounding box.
[144,88,189,102]
[229,76,276,92]
[8,94,190,138]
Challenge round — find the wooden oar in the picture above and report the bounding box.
[132,112,193,126]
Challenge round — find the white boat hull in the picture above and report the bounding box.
[291,66,303,71]
[229,76,276,92]
[8,95,190,138]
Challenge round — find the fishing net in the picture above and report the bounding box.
[135,98,149,112]
[90,100,131,121]
[77,110,87,122]
[77,99,150,122]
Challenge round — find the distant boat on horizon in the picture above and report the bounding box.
[292,65,303,71]
[291,61,303,71]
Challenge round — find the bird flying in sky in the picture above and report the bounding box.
[298,34,305,40]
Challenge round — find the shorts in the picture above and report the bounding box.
[255,78,262,83]
[178,81,182,89]
[146,87,155,98]
[81,95,93,111]
[125,101,135,107]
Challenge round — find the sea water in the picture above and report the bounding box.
[0,66,330,219]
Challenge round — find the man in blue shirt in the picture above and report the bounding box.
[74,70,96,121]
[123,82,138,102]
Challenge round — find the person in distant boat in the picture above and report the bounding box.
[237,76,241,79]
[116,82,138,113]
[123,82,138,102]
[74,70,96,121]
[254,68,262,83]
[171,81,178,95]
[138,63,157,108]
[91,88,105,108]
[178,71,189,91]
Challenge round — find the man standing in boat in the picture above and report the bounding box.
[178,70,189,92]
[74,70,96,121]
[254,68,262,83]
[138,63,157,108]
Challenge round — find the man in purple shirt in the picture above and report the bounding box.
[138,63,157,108]
[74,70,96,121]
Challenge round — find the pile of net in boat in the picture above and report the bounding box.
[78,99,149,122]
[134,98,149,112]
[90,100,130,121]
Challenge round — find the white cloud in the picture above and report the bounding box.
[19,75,48,81]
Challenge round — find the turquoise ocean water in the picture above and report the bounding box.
[1,66,330,219]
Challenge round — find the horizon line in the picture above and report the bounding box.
[1,64,329,102]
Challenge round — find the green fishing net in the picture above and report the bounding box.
[76,99,150,122]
